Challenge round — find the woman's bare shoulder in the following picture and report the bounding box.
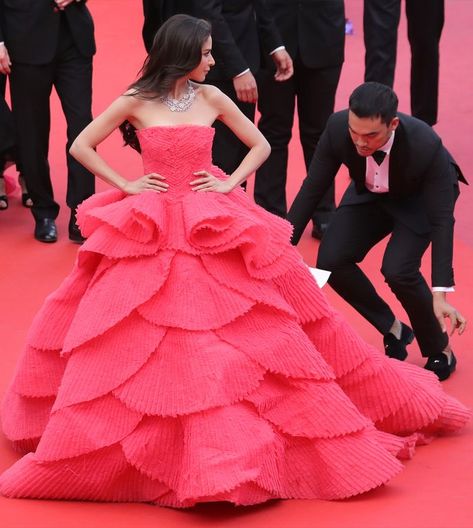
[195,83,226,103]
[110,90,158,119]
[120,89,147,107]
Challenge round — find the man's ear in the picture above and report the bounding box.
[390,116,400,131]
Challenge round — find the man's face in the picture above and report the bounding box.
[348,110,399,157]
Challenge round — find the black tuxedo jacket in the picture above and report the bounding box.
[0,0,95,64]
[264,0,345,69]
[142,1,282,82]
[142,0,193,52]
[194,0,283,82]
[287,110,467,287]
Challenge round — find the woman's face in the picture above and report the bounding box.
[189,36,215,82]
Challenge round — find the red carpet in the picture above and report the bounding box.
[0,1,472,526]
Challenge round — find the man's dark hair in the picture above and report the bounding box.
[349,82,398,125]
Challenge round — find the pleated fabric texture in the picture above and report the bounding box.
[0,125,469,507]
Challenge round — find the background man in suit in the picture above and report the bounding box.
[142,0,190,50]
[142,0,293,176]
[195,1,293,176]
[0,0,95,243]
[0,73,31,210]
[288,82,467,381]
[364,0,444,126]
[255,0,345,239]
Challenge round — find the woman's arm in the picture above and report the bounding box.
[190,86,270,193]
[70,95,168,194]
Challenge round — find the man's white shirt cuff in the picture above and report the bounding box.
[270,46,286,55]
[234,68,250,78]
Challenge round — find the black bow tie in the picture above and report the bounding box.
[372,150,387,165]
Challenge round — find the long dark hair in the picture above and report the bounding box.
[120,14,212,152]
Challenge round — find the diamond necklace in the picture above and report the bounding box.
[160,82,196,112]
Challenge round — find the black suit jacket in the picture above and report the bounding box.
[194,0,282,82]
[0,0,95,64]
[142,1,282,82]
[265,0,345,69]
[287,110,467,287]
[142,0,193,52]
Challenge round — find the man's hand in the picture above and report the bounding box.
[272,49,293,81]
[0,43,11,75]
[233,71,258,103]
[433,291,467,336]
[53,0,81,11]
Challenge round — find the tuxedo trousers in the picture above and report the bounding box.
[9,18,95,221]
[209,78,255,179]
[364,0,444,126]
[255,61,341,224]
[316,201,449,357]
[0,75,15,170]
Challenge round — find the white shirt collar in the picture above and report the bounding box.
[377,130,395,155]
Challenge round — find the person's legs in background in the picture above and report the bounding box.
[364,0,401,86]
[255,70,296,217]
[54,45,95,242]
[10,61,59,243]
[296,61,342,238]
[406,0,444,125]
[210,79,255,185]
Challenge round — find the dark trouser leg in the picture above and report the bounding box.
[296,62,342,226]
[209,79,255,178]
[10,62,58,220]
[363,0,401,86]
[53,46,95,212]
[1,74,23,174]
[316,203,396,334]
[381,220,448,357]
[406,0,444,126]
[1,75,15,170]
[254,70,296,217]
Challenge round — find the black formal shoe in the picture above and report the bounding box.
[383,322,414,360]
[424,351,457,381]
[34,218,57,243]
[68,211,85,244]
[311,223,329,240]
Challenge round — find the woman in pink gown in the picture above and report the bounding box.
[0,14,469,508]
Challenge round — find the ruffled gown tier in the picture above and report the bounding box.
[0,125,469,507]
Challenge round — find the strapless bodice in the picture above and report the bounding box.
[137,125,220,195]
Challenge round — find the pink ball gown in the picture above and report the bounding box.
[0,125,469,507]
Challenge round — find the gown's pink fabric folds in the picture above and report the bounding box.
[0,125,469,507]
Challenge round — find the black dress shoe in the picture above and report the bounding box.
[311,223,329,240]
[34,218,57,243]
[425,351,457,381]
[383,322,414,360]
[69,211,85,244]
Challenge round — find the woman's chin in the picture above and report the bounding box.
[190,73,208,83]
